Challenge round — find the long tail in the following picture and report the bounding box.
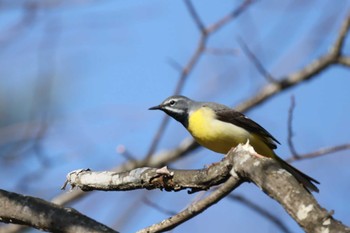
[275,156,320,192]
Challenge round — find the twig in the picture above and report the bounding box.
[116,145,137,162]
[137,176,241,233]
[338,56,350,66]
[206,0,255,34]
[184,0,205,33]
[287,95,300,158]
[142,197,178,216]
[235,12,350,113]
[205,47,238,56]
[330,12,350,56]
[286,143,350,163]
[237,36,276,83]
[166,57,183,72]
[228,194,292,233]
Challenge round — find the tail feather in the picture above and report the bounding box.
[276,156,320,193]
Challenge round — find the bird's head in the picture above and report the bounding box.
[149,95,196,127]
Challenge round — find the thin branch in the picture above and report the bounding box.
[237,36,276,83]
[205,47,238,56]
[330,12,350,56]
[228,194,292,233]
[166,57,183,72]
[116,145,137,162]
[0,2,37,49]
[142,197,177,216]
[206,0,255,34]
[137,176,241,233]
[184,0,206,33]
[235,12,350,112]
[287,95,300,158]
[338,56,350,66]
[286,143,350,163]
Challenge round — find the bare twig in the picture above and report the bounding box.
[0,2,37,49]
[287,95,300,158]
[184,0,205,33]
[205,47,238,56]
[338,56,350,66]
[206,0,255,34]
[286,143,350,163]
[330,13,350,56]
[228,194,292,233]
[137,176,241,233]
[235,12,350,113]
[166,57,183,72]
[142,197,177,216]
[116,145,137,162]
[237,36,276,82]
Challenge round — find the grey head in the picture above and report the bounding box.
[149,95,200,128]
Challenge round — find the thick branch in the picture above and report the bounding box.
[230,145,350,233]
[65,159,233,192]
[66,143,349,233]
[0,189,118,233]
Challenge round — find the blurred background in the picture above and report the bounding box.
[1,0,350,232]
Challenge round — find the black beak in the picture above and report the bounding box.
[149,105,162,110]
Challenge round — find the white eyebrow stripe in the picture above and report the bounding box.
[163,106,184,114]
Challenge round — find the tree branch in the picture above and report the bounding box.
[0,189,118,233]
[287,95,300,158]
[338,56,350,66]
[65,158,233,192]
[286,143,350,163]
[236,12,350,112]
[65,143,349,233]
[227,194,292,233]
[229,145,349,233]
[137,176,241,233]
[237,36,276,83]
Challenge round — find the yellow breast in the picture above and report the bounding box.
[187,107,275,157]
[187,107,249,154]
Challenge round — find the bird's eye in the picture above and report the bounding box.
[169,100,176,106]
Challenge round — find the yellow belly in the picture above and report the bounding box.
[187,107,274,157]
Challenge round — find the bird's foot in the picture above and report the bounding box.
[156,166,174,176]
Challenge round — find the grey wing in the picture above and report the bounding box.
[215,108,280,149]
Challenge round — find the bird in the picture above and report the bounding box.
[149,95,319,192]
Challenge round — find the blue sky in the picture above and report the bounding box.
[1,1,350,232]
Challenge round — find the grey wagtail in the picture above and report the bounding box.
[149,95,319,192]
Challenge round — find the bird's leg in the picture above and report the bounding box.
[230,140,266,159]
